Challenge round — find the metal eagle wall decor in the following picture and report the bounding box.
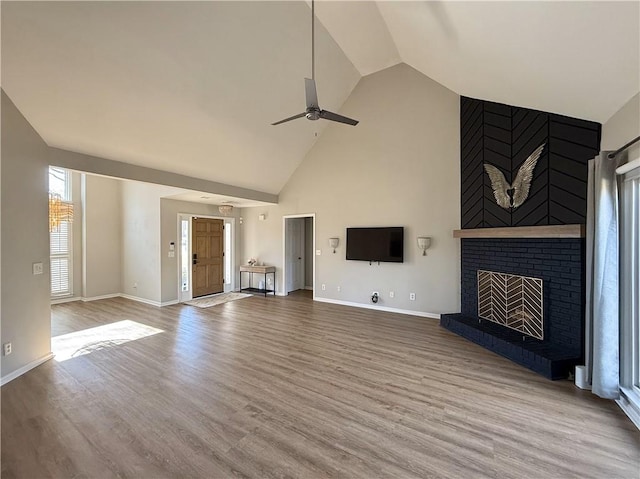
[484,143,545,209]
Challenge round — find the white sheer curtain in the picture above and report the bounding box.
[585,151,621,399]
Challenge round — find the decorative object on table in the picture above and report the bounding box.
[484,143,545,209]
[185,292,252,309]
[329,237,339,253]
[247,258,257,266]
[417,236,431,256]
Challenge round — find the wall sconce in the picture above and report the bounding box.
[329,237,339,253]
[417,236,431,256]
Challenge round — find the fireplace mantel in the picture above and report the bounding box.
[452,224,585,239]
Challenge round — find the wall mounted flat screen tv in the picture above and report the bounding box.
[346,227,404,263]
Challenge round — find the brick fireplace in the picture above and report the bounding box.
[442,96,598,380]
[441,235,584,379]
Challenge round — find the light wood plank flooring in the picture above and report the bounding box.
[2,293,638,478]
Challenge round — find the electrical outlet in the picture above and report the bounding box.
[133,282,138,289]
[316,250,322,256]
[409,292,416,301]
[32,262,43,275]
[3,343,12,356]
[389,291,395,298]
[321,284,326,291]
[337,286,341,292]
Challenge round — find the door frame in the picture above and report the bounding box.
[178,213,236,302]
[282,213,315,299]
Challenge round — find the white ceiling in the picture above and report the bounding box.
[2,1,639,200]
[1,1,361,196]
[375,1,639,123]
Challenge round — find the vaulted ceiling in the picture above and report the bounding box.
[2,1,638,197]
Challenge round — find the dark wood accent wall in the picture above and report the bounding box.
[461,97,601,229]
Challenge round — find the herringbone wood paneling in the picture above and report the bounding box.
[511,110,549,226]
[461,97,484,228]
[547,115,601,224]
[461,97,601,228]
[483,102,511,227]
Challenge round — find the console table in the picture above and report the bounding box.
[239,265,276,297]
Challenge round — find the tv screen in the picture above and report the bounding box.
[346,227,404,263]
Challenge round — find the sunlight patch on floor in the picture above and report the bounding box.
[52,320,163,362]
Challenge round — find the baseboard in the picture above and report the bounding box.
[304,286,313,291]
[51,296,81,305]
[81,293,120,302]
[119,294,163,307]
[62,293,178,308]
[313,297,440,319]
[1,352,54,386]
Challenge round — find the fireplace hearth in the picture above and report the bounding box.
[441,237,584,380]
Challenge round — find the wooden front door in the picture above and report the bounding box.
[192,218,224,297]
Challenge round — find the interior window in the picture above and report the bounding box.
[49,166,73,298]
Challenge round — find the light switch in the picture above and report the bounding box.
[32,262,44,275]
[168,251,175,258]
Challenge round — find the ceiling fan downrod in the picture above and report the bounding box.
[270,0,359,127]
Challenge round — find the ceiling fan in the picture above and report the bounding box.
[272,0,358,127]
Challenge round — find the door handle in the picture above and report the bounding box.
[193,253,198,265]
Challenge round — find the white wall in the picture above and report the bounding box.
[120,181,169,303]
[82,174,122,298]
[160,199,242,303]
[602,92,640,161]
[242,64,461,315]
[1,91,52,377]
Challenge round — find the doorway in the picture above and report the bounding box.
[179,214,235,302]
[283,214,315,296]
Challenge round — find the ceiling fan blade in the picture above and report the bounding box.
[305,78,319,109]
[271,112,306,126]
[319,110,359,126]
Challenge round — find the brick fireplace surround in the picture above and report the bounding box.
[441,235,584,380]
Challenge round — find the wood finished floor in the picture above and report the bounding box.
[2,293,638,478]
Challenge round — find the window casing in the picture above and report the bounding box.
[620,162,640,421]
